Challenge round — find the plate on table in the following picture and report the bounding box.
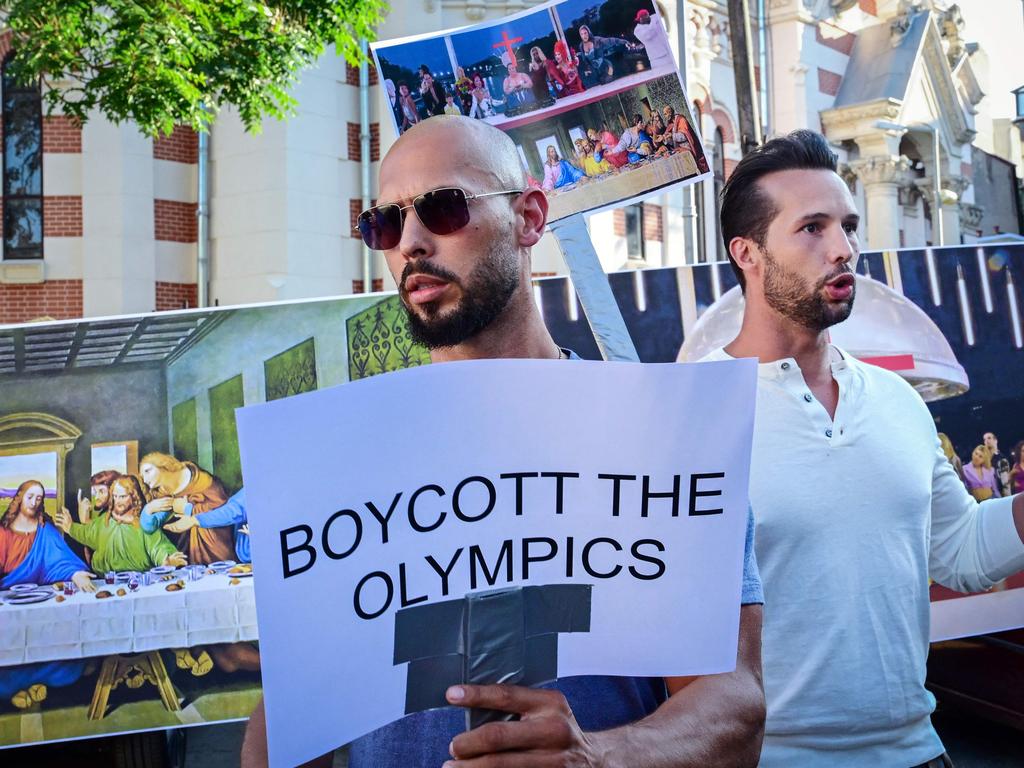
[150,565,175,576]
[226,564,254,578]
[5,590,56,605]
[10,583,38,593]
[210,560,236,573]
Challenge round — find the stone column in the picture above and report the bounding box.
[849,155,910,250]
[767,0,814,133]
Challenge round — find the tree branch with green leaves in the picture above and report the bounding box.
[0,0,388,136]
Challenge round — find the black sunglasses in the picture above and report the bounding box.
[355,187,522,250]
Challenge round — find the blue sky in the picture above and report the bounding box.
[376,37,453,81]
[553,0,603,30]
[450,8,559,69]
[0,451,56,492]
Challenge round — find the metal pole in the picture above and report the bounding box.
[727,0,762,155]
[675,0,697,264]
[359,39,373,292]
[197,125,210,307]
[549,214,639,362]
[932,124,944,246]
[757,0,769,135]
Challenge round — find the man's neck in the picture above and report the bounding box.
[170,467,192,496]
[725,299,833,385]
[429,293,559,364]
[13,511,40,533]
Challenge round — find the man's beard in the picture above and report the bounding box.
[112,503,137,524]
[400,241,519,349]
[762,249,855,331]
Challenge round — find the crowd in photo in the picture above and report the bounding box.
[939,430,1024,499]
[382,6,671,131]
[530,102,709,194]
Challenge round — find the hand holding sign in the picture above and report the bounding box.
[444,684,599,767]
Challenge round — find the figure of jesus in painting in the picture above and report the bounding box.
[0,480,94,709]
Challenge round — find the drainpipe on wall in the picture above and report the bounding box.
[196,125,211,307]
[758,0,769,136]
[676,0,697,263]
[360,39,373,293]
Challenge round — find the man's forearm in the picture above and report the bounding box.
[590,605,765,768]
[589,660,765,767]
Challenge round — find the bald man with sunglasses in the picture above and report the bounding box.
[242,115,765,768]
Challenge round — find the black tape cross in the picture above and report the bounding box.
[392,583,592,730]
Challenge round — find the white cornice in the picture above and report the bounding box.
[821,98,904,141]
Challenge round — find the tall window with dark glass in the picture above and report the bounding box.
[2,53,43,260]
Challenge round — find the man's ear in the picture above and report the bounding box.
[728,236,760,280]
[516,188,548,247]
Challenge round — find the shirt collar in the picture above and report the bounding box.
[709,345,852,382]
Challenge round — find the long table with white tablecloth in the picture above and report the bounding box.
[0,572,257,667]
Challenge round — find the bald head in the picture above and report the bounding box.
[382,116,526,198]
[373,115,552,361]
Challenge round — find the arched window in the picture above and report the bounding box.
[2,53,43,260]
[713,128,726,261]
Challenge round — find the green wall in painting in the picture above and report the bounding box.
[347,296,431,381]
[165,295,383,486]
[264,338,318,401]
[208,375,244,494]
[171,398,199,465]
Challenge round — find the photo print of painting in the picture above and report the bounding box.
[0,293,429,749]
[509,73,707,220]
[372,0,709,220]
[376,0,670,130]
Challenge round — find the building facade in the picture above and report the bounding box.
[0,0,1021,326]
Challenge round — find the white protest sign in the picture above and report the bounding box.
[236,358,756,767]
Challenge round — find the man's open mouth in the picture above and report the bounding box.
[404,274,451,304]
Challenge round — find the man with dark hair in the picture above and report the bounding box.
[418,65,446,117]
[78,469,120,526]
[243,115,766,768]
[705,128,1024,767]
[502,60,534,111]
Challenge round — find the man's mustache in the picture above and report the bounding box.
[817,265,855,290]
[400,261,462,293]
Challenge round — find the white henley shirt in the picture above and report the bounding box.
[703,346,1024,766]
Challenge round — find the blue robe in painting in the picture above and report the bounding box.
[141,488,250,563]
[0,521,88,699]
[196,489,250,564]
[1,519,88,589]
